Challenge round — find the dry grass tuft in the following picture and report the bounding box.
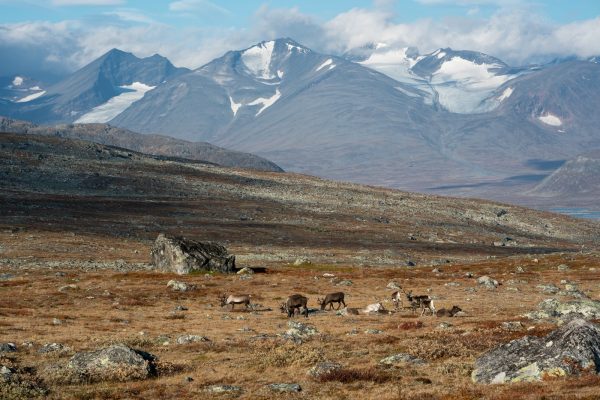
[314,366,394,384]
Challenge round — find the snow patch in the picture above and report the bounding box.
[242,41,275,79]
[433,57,507,88]
[316,59,334,72]
[12,76,23,86]
[16,90,45,103]
[395,86,420,98]
[74,82,154,123]
[286,43,308,53]
[538,113,562,126]
[436,51,446,59]
[248,88,281,116]
[229,96,242,116]
[498,87,513,102]
[30,86,41,91]
[277,70,284,79]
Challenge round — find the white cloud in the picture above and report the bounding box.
[52,0,124,5]
[103,9,156,24]
[169,0,231,15]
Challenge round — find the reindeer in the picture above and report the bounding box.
[405,290,435,316]
[436,305,462,317]
[219,294,251,311]
[391,291,403,309]
[280,294,308,318]
[318,292,346,310]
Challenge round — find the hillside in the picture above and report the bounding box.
[0,131,597,267]
[0,117,283,172]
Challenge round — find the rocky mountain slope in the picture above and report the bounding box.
[0,117,282,172]
[1,131,597,266]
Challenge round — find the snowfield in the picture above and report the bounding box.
[16,90,46,103]
[74,82,155,124]
[242,41,276,80]
[538,113,562,126]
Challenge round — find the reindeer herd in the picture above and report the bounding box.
[219,285,462,318]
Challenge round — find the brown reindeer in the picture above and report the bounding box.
[219,294,251,310]
[318,292,346,310]
[436,305,462,317]
[280,294,308,318]
[405,290,435,316]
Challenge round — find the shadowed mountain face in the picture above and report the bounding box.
[0,117,283,172]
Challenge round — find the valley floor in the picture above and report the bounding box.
[1,228,600,399]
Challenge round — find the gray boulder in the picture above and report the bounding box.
[0,343,16,353]
[380,353,426,366]
[472,319,600,384]
[205,385,242,394]
[176,335,209,345]
[307,362,343,378]
[525,298,600,320]
[268,383,302,392]
[38,343,70,354]
[167,280,196,292]
[477,276,498,289]
[150,234,235,274]
[284,321,319,343]
[61,344,157,383]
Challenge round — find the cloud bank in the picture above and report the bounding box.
[0,3,599,80]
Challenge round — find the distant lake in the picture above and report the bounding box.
[549,208,600,220]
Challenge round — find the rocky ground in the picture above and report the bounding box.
[1,131,600,399]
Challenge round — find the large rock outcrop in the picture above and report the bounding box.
[472,319,600,384]
[150,234,235,274]
[48,344,157,384]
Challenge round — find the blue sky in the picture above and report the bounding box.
[1,0,600,79]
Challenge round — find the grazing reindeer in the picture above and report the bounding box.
[405,290,435,316]
[280,294,308,318]
[436,305,462,317]
[318,292,346,310]
[219,294,252,310]
[391,291,403,309]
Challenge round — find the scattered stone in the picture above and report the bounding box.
[445,282,460,287]
[386,281,401,290]
[174,305,188,311]
[438,322,452,329]
[432,268,441,273]
[516,266,525,273]
[453,311,467,317]
[167,280,196,292]
[293,258,311,266]
[55,272,66,277]
[151,233,236,274]
[268,383,302,393]
[496,209,508,217]
[501,321,524,331]
[284,321,319,342]
[238,274,253,281]
[58,284,79,292]
[557,264,570,271]
[364,329,383,334]
[406,260,416,267]
[176,335,209,345]
[0,273,15,280]
[380,353,426,366]
[472,319,600,384]
[307,362,343,378]
[236,267,254,275]
[336,279,353,286]
[525,298,600,321]
[477,276,499,290]
[0,343,17,353]
[536,284,559,294]
[346,328,359,336]
[464,272,473,278]
[52,318,63,326]
[185,376,194,383]
[323,273,335,278]
[0,365,13,382]
[205,385,242,394]
[38,343,69,354]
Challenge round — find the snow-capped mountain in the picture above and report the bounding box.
[1,49,188,124]
[1,38,599,207]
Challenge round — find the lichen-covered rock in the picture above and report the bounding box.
[477,276,498,289]
[525,299,600,320]
[151,234,235,274]
[236,267,254,275]
[38,343,70,354]
[205,384,242,394]
[176,335,209,345]
[472,319,600,384]
[0,343,16,353]
[284,321,319,343]
[380,353,426,366]
[268,383,302,392]
[536,284,559,294]
[307,362,343,378]
[166,280,196,292]
[51,344,157,383]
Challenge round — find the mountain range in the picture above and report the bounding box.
[1,38,598,210]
